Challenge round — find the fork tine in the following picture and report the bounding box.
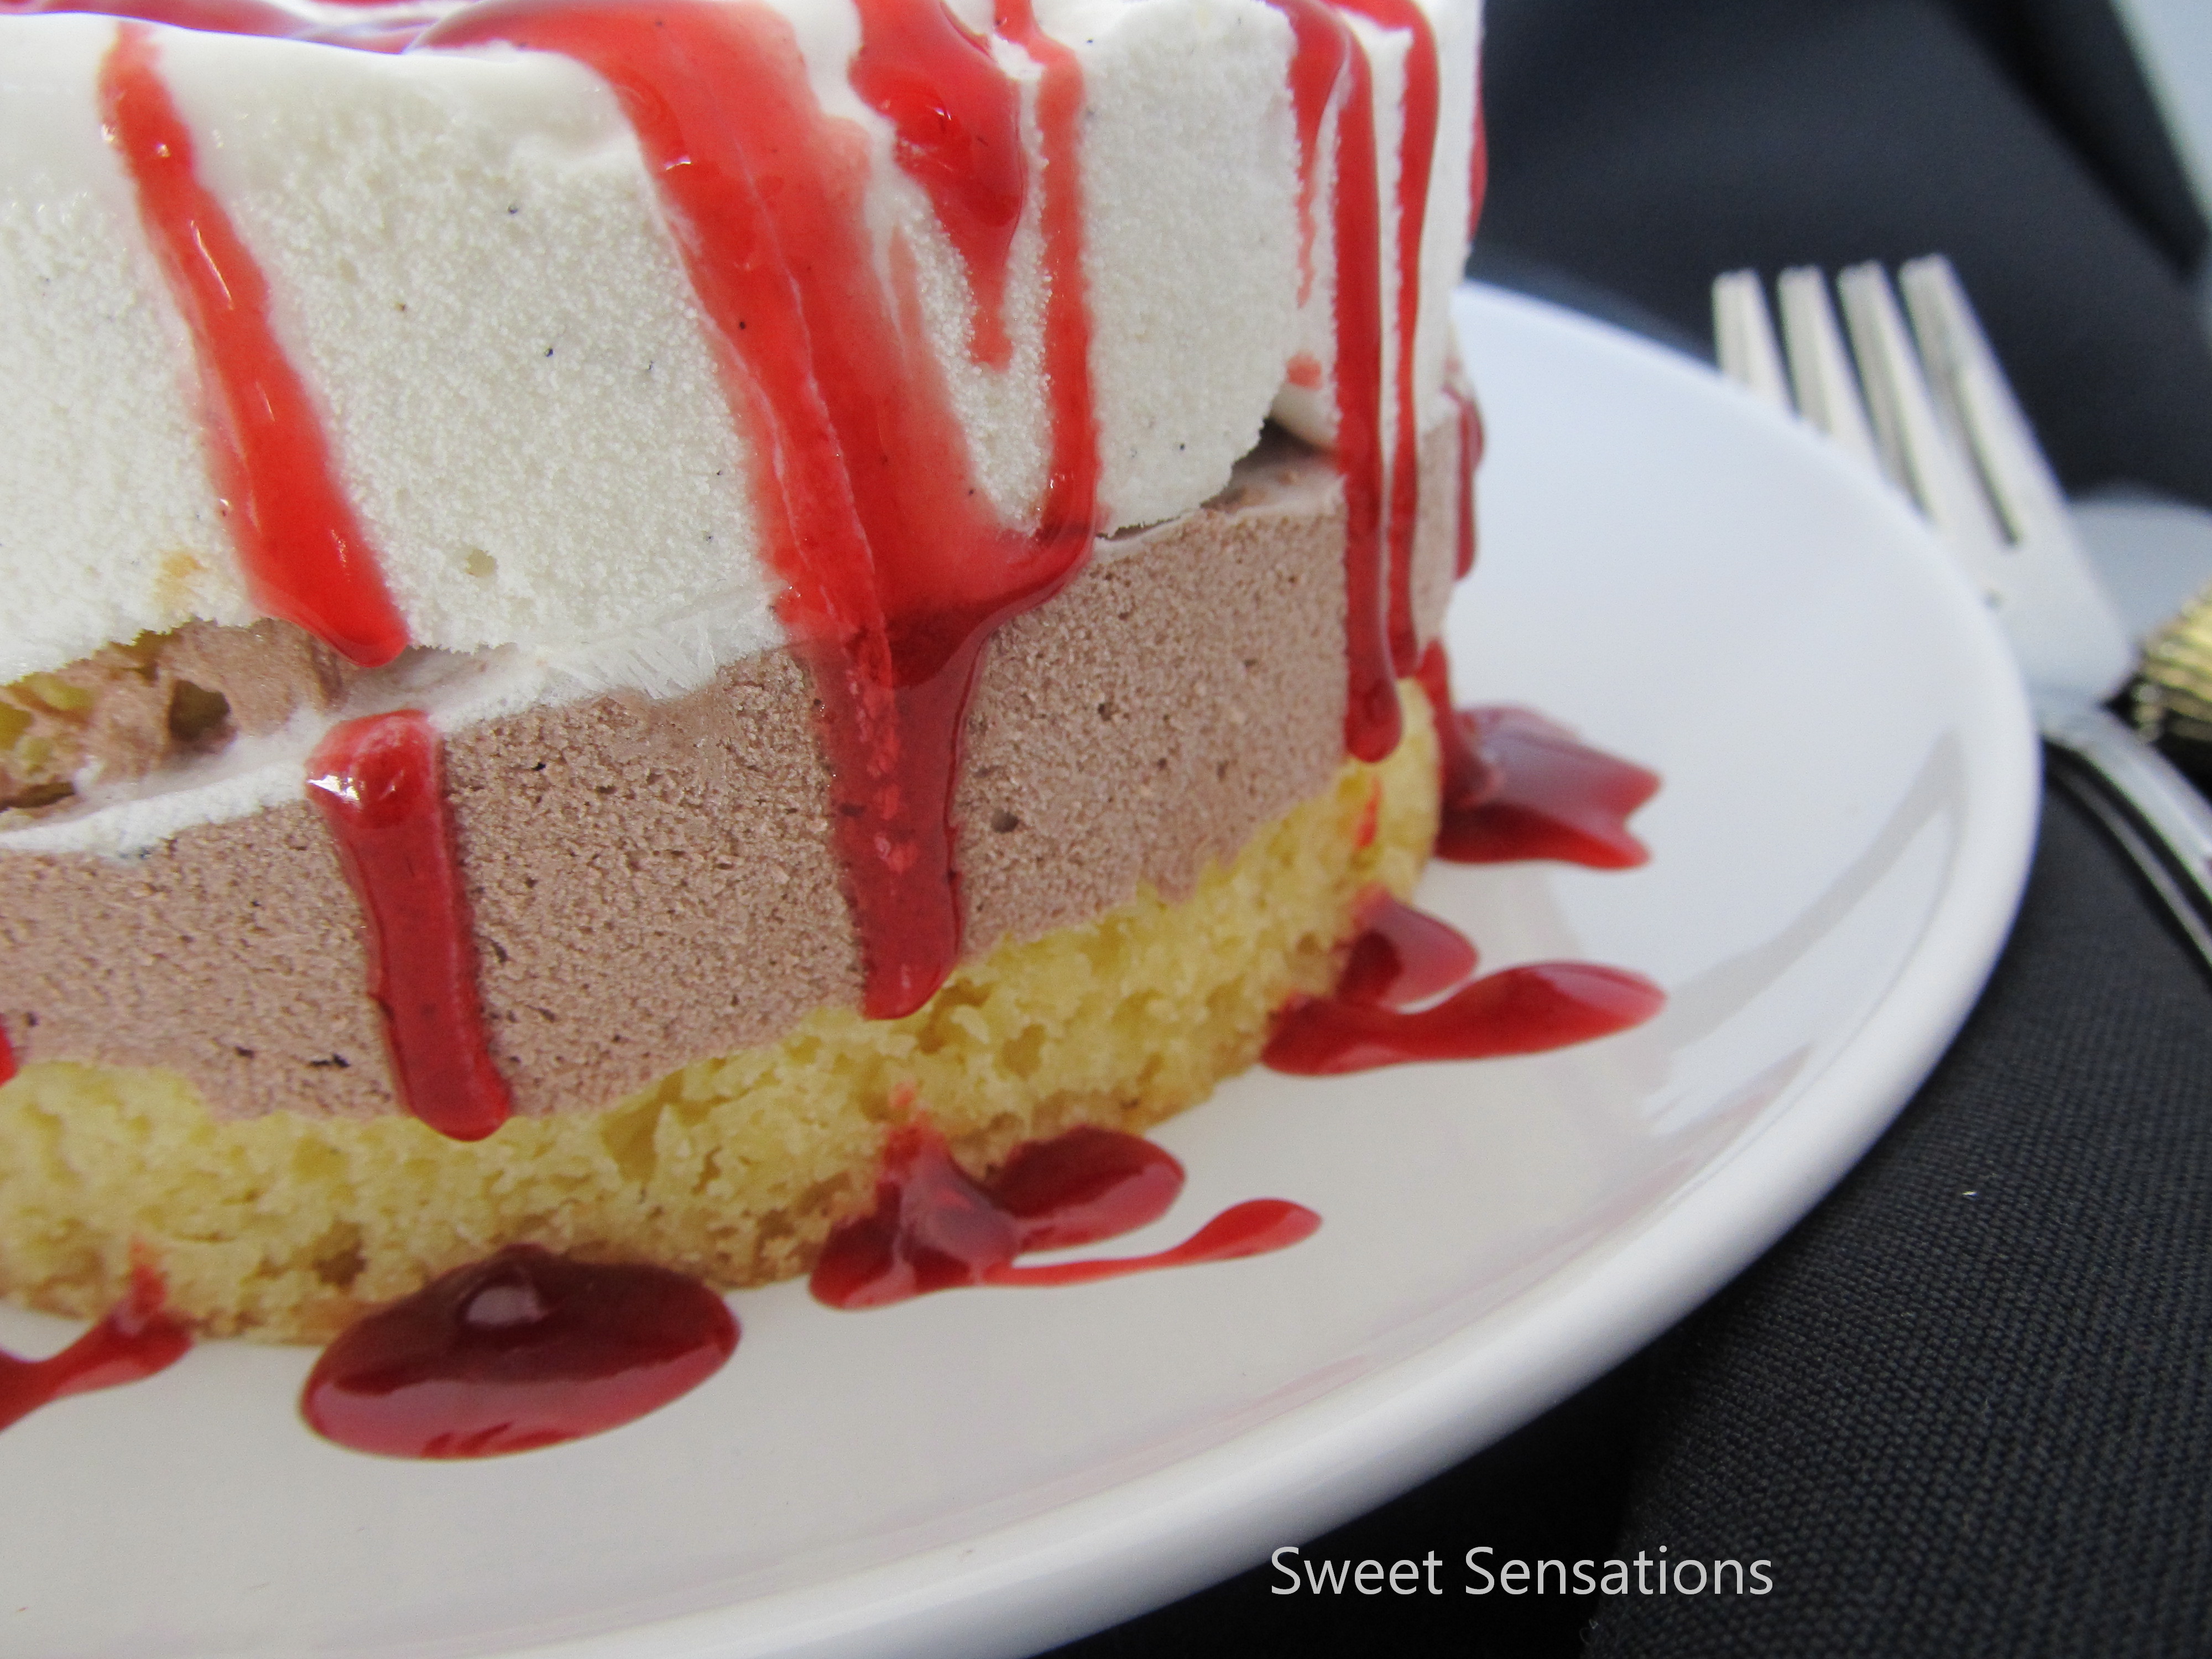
[1775,268,1885,478]
[1896,256,2057,549]
[1899,255,2133,697]
[1834,262,2010,597]
[1712,271,1792,414]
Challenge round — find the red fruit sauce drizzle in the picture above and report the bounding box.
[1335,884,1477,1006]
[1261,645,1665,1076]
[305,710,513,1141]
[96,24,410,665]
[20,0,1590,1448]
[425,0,1099,1023]
[1266,0,1392,762]
[0,1023,14,1086]
[851,0,1024,369]
[300,1245,738,1458]
[811,1118,1318,1308]
[1332,0,1438,673]
[1415,643,1660,869]
[1265,952,1664,1076]
[0,1256,191,1435]
[1265,885,1661,1076]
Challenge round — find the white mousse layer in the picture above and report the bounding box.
[0,0,1479,690]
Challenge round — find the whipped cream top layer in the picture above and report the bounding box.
[0,0,1480,687]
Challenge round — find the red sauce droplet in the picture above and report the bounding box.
[1332,0,1439,675]
[1335,885,1478,1008]
[425,0,1099,1022]
[301,1246,737,1459]
[0,1259,190,1435]
[306,711,513,1141]
[852,0,1025,368]
[1443,708,1658,868]
[990,0,1101,543]
[989,1123,1186,1251]
[810,1118,1025,1307]
[811,1118,1312,1307]
[1265,959,1664,1075]
[1415,645,1657,868]
[1267,0,1447,761]
[1415,638,1499,818]
[97,24,411,664]
[0,1023,15,1086]
[1266,0,1396,763]
[984,1199,1319,1286]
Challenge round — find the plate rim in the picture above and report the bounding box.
[0,282,2041,1659]
[482,282,2042,1659]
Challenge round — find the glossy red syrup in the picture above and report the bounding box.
[986,1201,1321,1286]
[1264,958,1664,1075]
[1442,708,1658,868]
[1415,638,1498,820]
[305,711,512,1141]
[301,1246,737,1459]
[810,1120,1316,1307]
[1266,0,1394,762]
[1414,644,1657,868]
[990,0,1102,540]
[0,1024,14,1086]
[1335,886,1477,1008]
[0,1259,190,1435]
[1333,0,1438,674]
[852,0,1024,368]
[425,0,1100,1022]
[97,25,410,665]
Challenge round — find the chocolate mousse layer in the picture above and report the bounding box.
[0,420,1465,1120]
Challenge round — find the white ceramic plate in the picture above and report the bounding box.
[0,285,2037,1659]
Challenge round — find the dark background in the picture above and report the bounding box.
[1050,1,2212,1652]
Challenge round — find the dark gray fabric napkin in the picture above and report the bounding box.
[1583,784,2212,1657]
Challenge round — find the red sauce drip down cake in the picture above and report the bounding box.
[0,0,1487,1339]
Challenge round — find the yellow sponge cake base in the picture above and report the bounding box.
[0,689,1439,1341]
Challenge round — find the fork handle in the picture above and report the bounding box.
[2039,700,2212,972]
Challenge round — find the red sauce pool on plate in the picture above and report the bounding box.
[1265,957,1665,1076]
[301,1246,738,1459]
[0,1260,191,1435]
[811,1120,1317,1307]
[1335,886,1480,1008]
[1264,884,1665,1077]
[1416,644,1658,868]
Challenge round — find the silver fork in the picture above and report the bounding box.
[1714,257,2212,969]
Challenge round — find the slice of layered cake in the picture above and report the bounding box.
[0,0,1486,1340]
